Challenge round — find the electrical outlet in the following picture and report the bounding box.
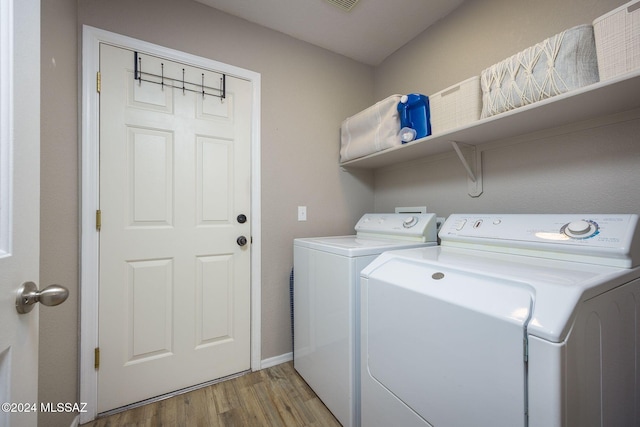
[298,206,307,221]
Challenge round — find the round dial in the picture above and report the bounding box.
[568,220,591,235]
[561,219,599,239]
[403,216,418,228]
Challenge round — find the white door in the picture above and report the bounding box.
[97,44,252,412]
[0,0,40,426]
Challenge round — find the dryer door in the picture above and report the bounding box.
[365,258,533,427]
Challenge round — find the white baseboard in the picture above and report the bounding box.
[260,352,293,369]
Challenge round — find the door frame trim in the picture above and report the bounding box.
[79,25,262,423]
[0,0,12,258]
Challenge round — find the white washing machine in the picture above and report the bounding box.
[361,214,640,427]
[294,213,439,427]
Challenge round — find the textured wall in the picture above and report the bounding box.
[39,0,78,426]
[372,0,640,218]
[374,0,628,98]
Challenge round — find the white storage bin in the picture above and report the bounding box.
[593,0,640,81]
[481,24,599,118]
[430,76,481,135]
[340,95,402,163]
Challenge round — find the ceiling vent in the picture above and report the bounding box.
[324,0,360,12]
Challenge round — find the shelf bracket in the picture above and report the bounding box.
[449,141,483,197]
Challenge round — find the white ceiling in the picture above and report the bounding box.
[194,0,465,66]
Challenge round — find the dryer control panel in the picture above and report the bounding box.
[440,214,640,268]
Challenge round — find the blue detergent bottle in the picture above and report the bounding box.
[397,94,431,141]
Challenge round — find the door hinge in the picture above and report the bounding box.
[94,347,100,370]
[96,209,102,231]
[97,71,101,93]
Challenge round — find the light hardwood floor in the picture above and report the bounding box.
[82,362,342,427]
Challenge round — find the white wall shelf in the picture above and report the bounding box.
[340,70,640,170]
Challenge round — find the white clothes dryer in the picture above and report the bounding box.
[294,213,439,427]
[360,214,640,427]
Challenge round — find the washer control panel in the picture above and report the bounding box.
[355,213,438,241]
[440,214,640,268]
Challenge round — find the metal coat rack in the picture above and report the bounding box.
[134,51,226,100]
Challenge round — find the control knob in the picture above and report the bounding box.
[567,220,591,235]
[562,219,599,239]
[403,216,418,228]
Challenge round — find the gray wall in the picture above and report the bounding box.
[373,0,640,217]
[40,1,79,427]
[40,0,373,425]
[38,0,639,426]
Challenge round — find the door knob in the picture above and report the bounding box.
[16,281,69,314]
[237,236,248,246]
[237,214,247,224]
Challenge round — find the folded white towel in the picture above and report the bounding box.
[340,95,402,163]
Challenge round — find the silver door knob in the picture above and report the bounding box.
[237,236,248,246]
[15,281,69,314]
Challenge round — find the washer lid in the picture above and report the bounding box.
[363,245,635,342]
[365,253,534,327]
[294,235,435,257]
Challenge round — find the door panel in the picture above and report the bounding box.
[98,44,252,413]
[129,127,174,225]
[126,258,173,362]
[197,137,232,223]
[196,254,233,345]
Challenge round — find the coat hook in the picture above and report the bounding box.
[134,51,139,81]
[131,52,225,100]
[220,76,225,103]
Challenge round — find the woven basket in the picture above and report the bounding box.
[480,25,599,118]
[430,76,481,135]
[593,0,640,81]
